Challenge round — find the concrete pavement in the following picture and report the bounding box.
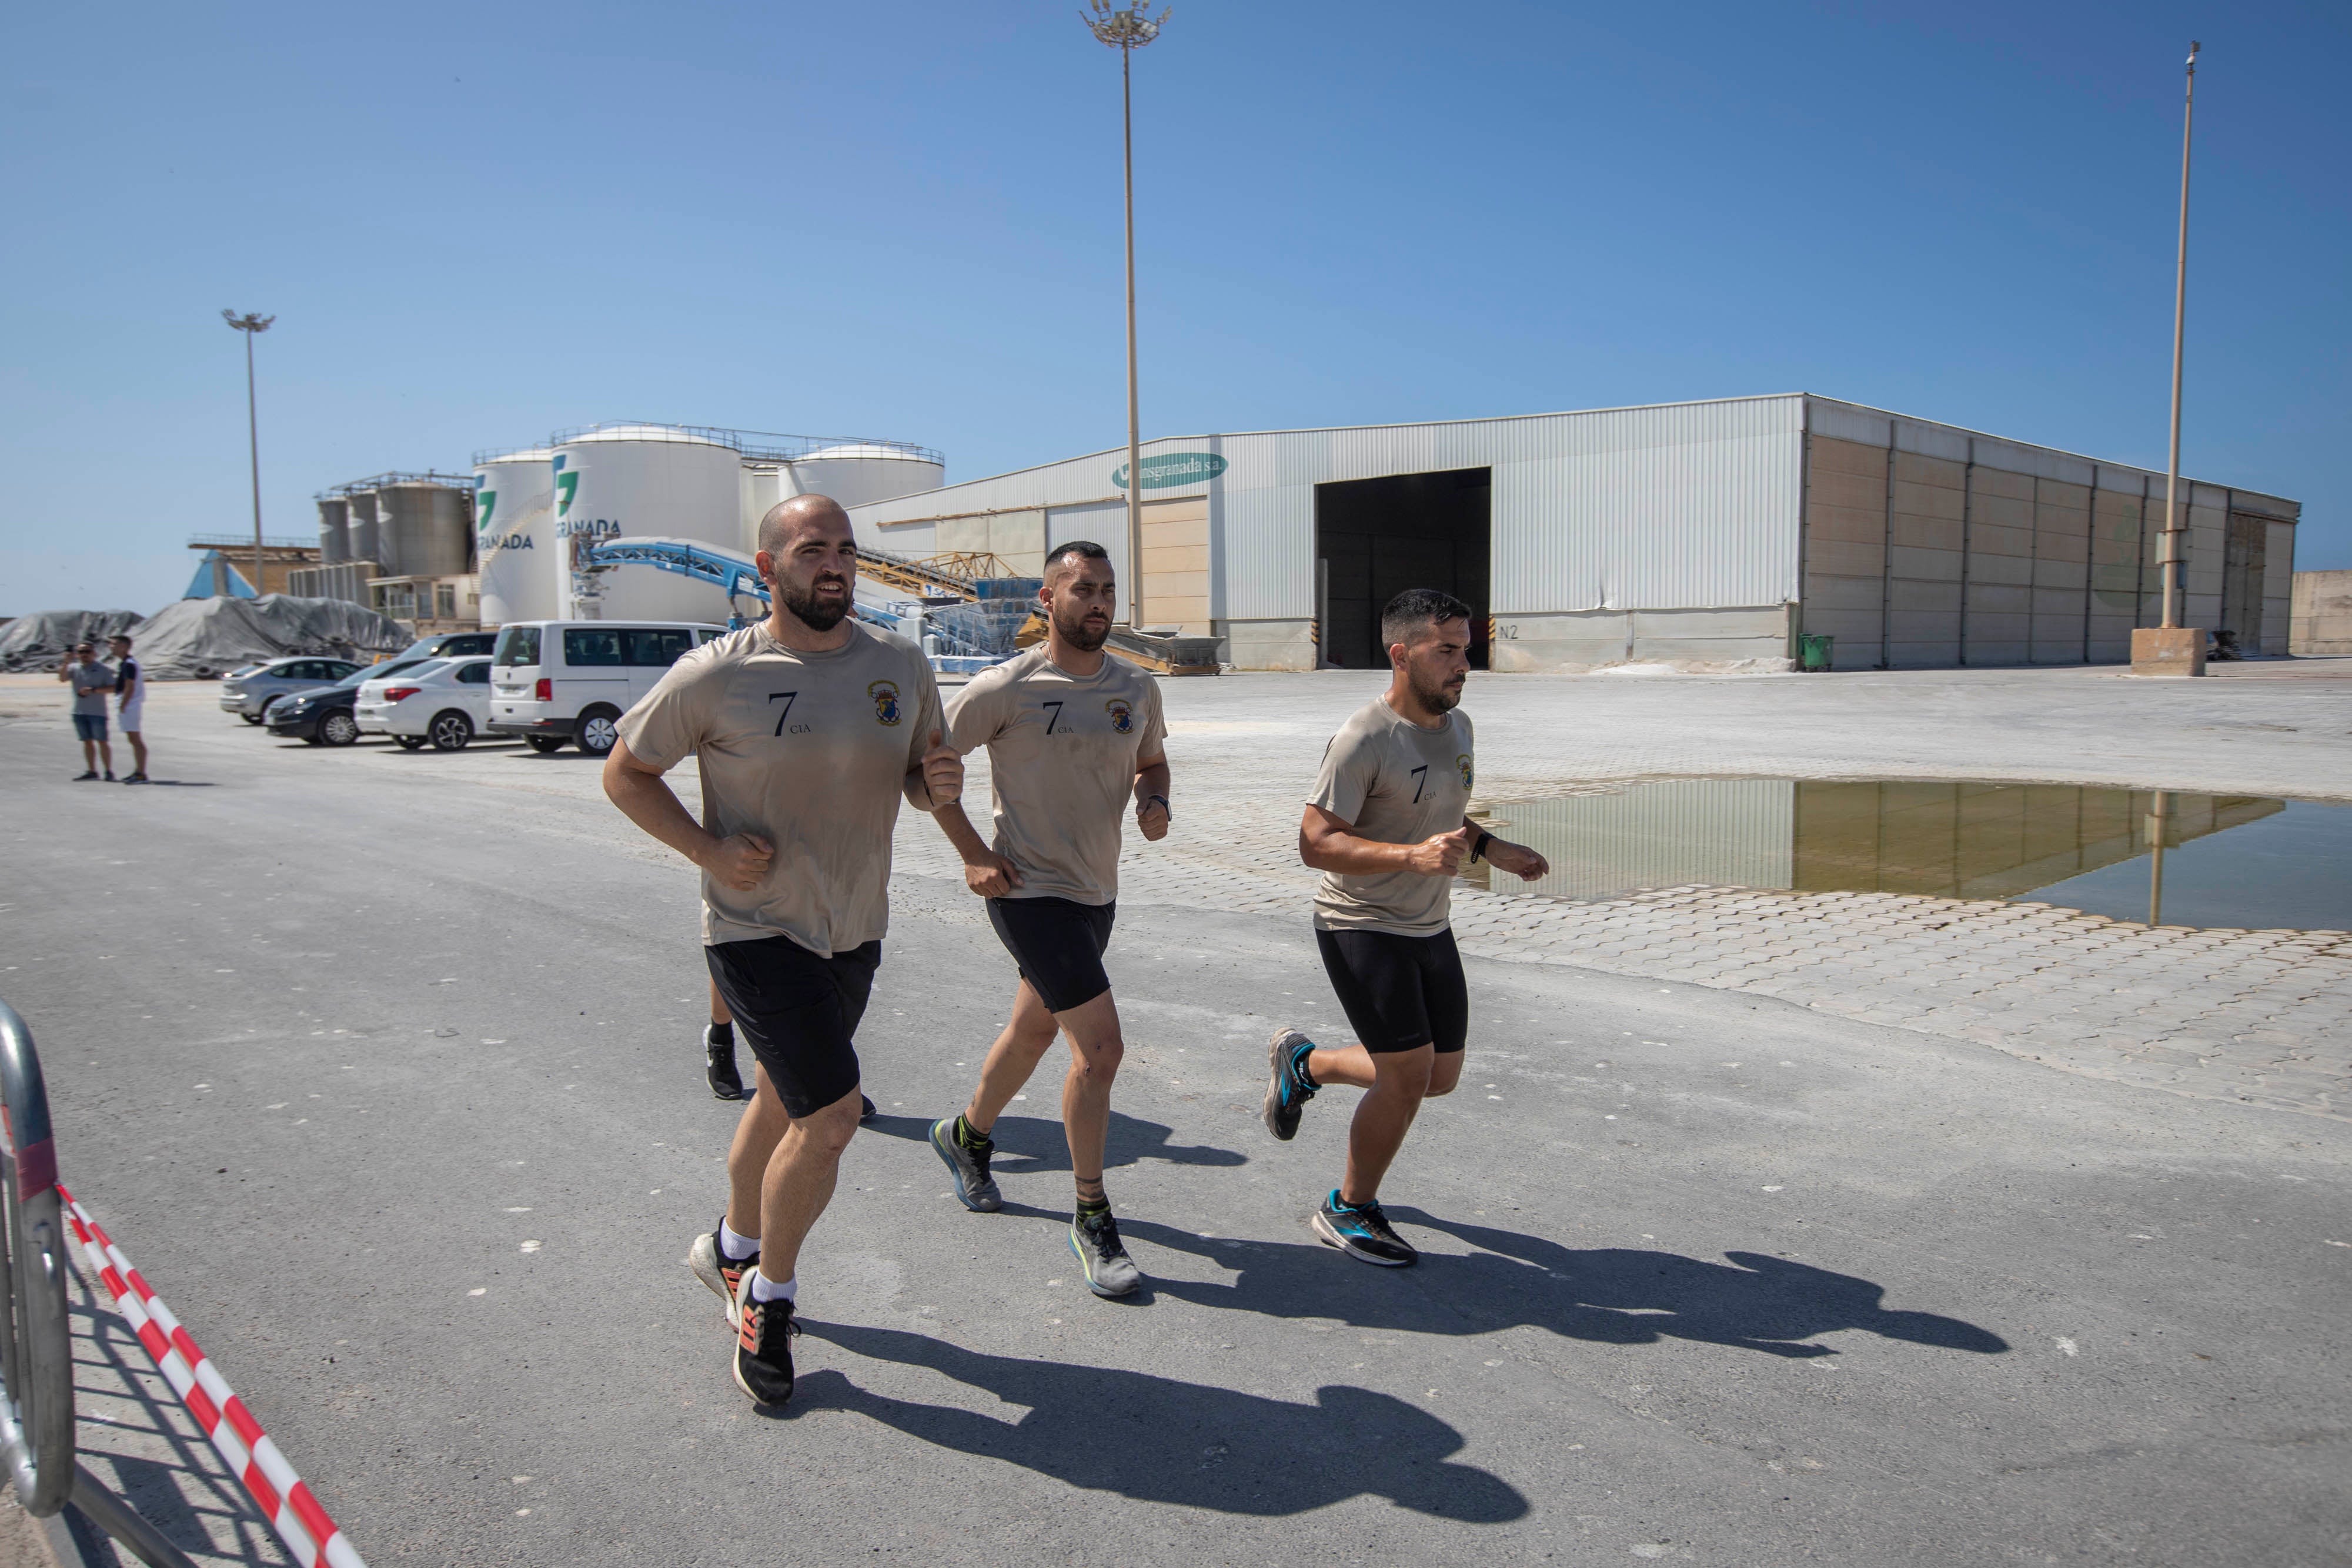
[1,667,2346,1566]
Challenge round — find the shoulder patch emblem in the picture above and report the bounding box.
[869,679,903,726]
[1106,698,1134,735]
[1456,753,1474,790]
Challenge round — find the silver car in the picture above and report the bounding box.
[218,656,365,724]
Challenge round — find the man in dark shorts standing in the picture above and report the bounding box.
[603,494,961,1406]
[1263,588,1549,1268]
[925,540,1171,1297]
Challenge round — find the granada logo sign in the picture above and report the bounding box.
[1112,452,1227,490]
[554,454,578,518]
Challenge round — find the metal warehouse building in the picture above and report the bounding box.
[844,393,2299,672]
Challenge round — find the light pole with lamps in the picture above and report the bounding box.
[2134,42,2203,676]
[1083,1,1170,628]
[222,309,275,597]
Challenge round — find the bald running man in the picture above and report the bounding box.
[1264,588,1549,1267]
[604,494,961,1406]
[926,540,1171,1296]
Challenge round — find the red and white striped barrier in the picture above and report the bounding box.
[58,1183,367,1568]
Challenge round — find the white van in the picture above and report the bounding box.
[486,620,727,755]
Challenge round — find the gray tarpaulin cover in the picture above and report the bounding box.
[0,610,147,672]
[89,597,410,680]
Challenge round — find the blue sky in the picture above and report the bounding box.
[4,1,2346,615]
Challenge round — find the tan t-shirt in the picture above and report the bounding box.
[1307,697,1475,937]
[616,621,944,951]
[944,646,1168,906]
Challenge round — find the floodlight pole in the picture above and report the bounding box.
[1085,2,1170,627]
[2159,44,2197,630]
[223,310,276,597]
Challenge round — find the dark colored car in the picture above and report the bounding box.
[266,658,437,746]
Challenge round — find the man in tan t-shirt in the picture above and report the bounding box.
[604,494,962,1406]
[925,540,1171,1298]
[1264,588,1548,1269]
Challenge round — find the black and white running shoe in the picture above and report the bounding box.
[703,1026,745,1101]
[1312,1191,1417,1268]
[1069,1209,1142,1297]
[1262,1027,1318,1141]
[731,1274,801,1406]
[687,1223,757,1329]
[928,1117,1002,1212]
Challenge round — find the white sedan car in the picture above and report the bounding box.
[355,657,495,751]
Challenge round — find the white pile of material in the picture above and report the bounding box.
[0,610,148,672]
[123,596,410,680]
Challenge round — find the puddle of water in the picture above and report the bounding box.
[1467,780,2352,931]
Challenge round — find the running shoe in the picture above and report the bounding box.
[703,1026,745,1100]
[71,771,97,782]
[122,773,148,785]
[687,1223,757,1329]
[1262,1027,1318,1141]
[1312,1191,1417,1268]
[1068,1209,1142,1297]
[731,1273,800,1406]
[928,1116,1001,1212]
[860,1095,877,1123]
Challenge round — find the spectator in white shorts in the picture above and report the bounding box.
[109,634,148,784]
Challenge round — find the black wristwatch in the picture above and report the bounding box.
[1470,830,1493,863]
[1142,793,1171,818]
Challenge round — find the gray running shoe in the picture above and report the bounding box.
[1262,1027,1318,1141]
[928,1116,1002,1212]
[1068,1209,1142,1297]
[688,1224,757,1329]
[1312,1191,1417,1268]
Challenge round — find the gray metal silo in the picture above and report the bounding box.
[377,479,473,579]
[316,496,350,564]
[346,488,382,565]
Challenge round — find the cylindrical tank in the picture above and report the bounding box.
[346,489,380,566]
[551,425,741,621]
[316,497,350,564]
[474,449,557,627]
[378,482,473,580]
[783,443,945,515]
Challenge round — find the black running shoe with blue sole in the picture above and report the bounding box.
[1262,1027,1318,1141]
[1312,1191,1417,1267]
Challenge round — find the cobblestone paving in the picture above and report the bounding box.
[898,662,2352,1121]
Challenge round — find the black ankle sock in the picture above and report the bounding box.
[955,1114,992,1151]
[1075,1196,1111,1221]
[708,1021,734,1047]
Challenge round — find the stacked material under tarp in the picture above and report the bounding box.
[0,610,147,672]
[125,595,410,680]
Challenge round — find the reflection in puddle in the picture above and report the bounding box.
[1468,780,2352,931]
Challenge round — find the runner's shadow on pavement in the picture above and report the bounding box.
[861,1109,1246,1173]
[791,1321,1527,1520]
[1124,1211,2007,1360]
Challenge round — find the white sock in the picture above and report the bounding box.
[718,1222,759,1261]
[749,1269,796,1303]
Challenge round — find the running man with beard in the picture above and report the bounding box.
[604,494,961,1406]
[1262,589,1549,1268]
[925,540,1171,1297]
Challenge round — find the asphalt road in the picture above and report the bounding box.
[1,678,2346,1566]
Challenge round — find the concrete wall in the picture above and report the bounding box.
[1491,606,1792,671]
[1226,618,1316,672]
[2291,570,2352,655]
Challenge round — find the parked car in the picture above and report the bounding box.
[263,657,439,746]
[218,656,365,723]
[486,620,724,756]
[379,631,497,666]
[356,657,495,751]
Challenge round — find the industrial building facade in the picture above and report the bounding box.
[844,394,2300,672]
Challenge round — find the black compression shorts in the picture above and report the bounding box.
[985,895,1117,1013]
[704,937,880,1118]
[1314,926,1469,1055]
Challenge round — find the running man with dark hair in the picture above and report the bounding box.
[926,540,1172,1297]
[604,493,962,1406]
[1264,587,1549,1268]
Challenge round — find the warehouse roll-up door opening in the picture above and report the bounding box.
[1314,468,1491,670]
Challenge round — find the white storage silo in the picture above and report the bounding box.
[346,489,381,565]
[316,497,350,564]
[784,443,945,516]
[552,424,742,621]
[475,448,557,626]
[378,480,473,579]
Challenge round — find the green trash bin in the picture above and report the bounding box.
[1798,632,1835,672]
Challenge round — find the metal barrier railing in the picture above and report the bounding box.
[0,1000,198,1567]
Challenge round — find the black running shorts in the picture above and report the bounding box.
[704,937,880,1118]
[1314,926,1469,1055]
[985,895,1117,1014]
